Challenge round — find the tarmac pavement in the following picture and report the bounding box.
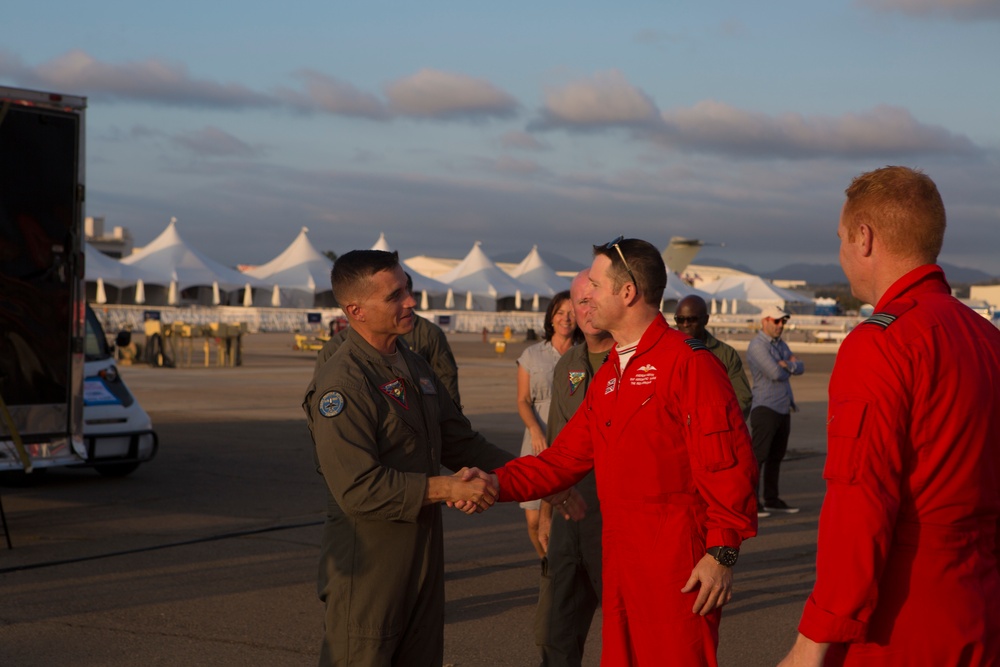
[0,332,836,666]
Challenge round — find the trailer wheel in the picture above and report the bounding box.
[94,462,141,477]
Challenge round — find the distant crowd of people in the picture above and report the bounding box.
[302,166,1000,666]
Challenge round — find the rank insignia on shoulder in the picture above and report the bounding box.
[684,338,708,352]
[380,378,409,409]
[319,391,345,418]
[568,371,586,395]
[419,377,437,395]
[862,312,897,329]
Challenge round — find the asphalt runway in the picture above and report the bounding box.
[1,332,837,666]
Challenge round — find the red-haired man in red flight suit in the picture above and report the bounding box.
[779,167,1000,666]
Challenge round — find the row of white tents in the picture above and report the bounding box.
[85,220,814,314]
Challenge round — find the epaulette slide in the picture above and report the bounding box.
[861,312,897,329]
[684,338,709,352]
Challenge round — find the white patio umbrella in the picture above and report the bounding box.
[532,293,540,312]
[135,279,146,305]
[212,282,221,306]
[515,290,522,310]
[95,278,107,304]
[465,290,473,310]
[168,280,178,305]
[242,283,253,307]
[445,289,455,309]
[271,284,281,307]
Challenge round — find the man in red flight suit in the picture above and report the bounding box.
[778,166,1000,666]
[491,237,759,667]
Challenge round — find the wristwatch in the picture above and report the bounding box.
[707,546,739,568]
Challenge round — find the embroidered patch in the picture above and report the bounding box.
[318,391,345,418]
[568,371,586,395]
[862,312,897,329]
[684,338,709,352]
[604,377,617,395]
[419,377,437,395]
[630,362,658,386]
[380,378,409,409]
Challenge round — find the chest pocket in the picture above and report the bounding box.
[823,399,868,484]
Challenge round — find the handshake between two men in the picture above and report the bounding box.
[432,467,588,520]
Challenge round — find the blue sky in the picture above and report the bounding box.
[4,0,999,276]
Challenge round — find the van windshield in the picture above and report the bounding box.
[85,308,112,361]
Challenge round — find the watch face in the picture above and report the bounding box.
[712,546,739,567]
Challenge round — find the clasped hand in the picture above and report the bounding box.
[446,467,499,515]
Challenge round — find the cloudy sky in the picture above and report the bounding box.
[4,0,999,276]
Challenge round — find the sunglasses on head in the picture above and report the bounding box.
[674,315,702,325]
[604,235,638,287]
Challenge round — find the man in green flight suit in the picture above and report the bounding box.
[673,295,753,419]
[302,249,513,666]
[316,272,462,406]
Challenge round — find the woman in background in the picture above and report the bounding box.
[515,290,579,558]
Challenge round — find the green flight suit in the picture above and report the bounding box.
[316,314,461,406]
[303,328,512,666]
[704,331,752,419]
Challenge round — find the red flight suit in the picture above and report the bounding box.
[798,265,1000,665]
[495,315,758,666]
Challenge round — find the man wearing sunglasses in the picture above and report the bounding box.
[487,237,759,666]
[779,167,1000,666]
[747,304,804,516]
[674,295,752,420]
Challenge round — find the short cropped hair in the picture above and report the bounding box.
[842,166,946,263]
[331,250,401,306]
[592,238,666,307]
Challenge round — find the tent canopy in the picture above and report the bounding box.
[123,218,269,292]
[507,245,570,296]
[698,275,814,313]
[435,242,536,311]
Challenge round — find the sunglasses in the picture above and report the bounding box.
[604,235,638,287]
[674,316,702,325]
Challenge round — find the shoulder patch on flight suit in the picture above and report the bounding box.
[861,312,897,329]
[860,298,916,330]
[418,377,437,394]
[684,338,709,352]
[318,391,345,417]
[568,370,586,395]
[380,378,409,409]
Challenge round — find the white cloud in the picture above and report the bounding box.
[653,101,980,159]
[280,70,388,120]
[385,69,518,120]
[858,0,1000,19]
[170,126,262,158]
[533,70,661,129]
[500,130,549,151]
[15,50,276,108]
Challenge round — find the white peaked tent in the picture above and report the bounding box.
[84,242,163,304]
[244,227,333,308]
[661,271,713,311]
[698,275,814,315]
[370,232,392,252]
[435,242,536,311]
[122,218,269,306]
[507,245,571,310]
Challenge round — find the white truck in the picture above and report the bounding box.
[1,85,156,477]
